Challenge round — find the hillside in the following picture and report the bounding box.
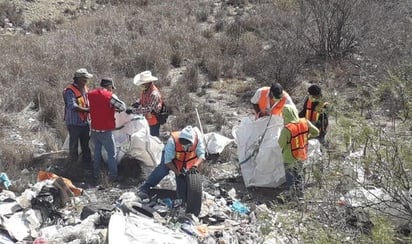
[0,0,411,243]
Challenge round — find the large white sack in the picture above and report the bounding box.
[108,211,194,244]
[233,116,285,188]
[304,139,322,167]
[62,113,164,167]
[203,132,234,154]
[115,113,163,167]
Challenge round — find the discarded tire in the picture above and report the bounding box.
[185,170,202,216]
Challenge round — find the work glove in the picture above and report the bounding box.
[188,166,199,174]
[125,108,134,114]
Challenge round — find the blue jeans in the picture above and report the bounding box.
[150,123,160,137]
[67,124,91,163]
[285,165,302,189]
[140,151,168,193]
[91,131,117,178]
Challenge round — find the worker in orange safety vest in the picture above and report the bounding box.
[251,82,297,118]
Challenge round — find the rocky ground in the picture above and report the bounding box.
[0,1,329,243]
[0,63,290,242]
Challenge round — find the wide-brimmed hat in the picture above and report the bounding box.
[100,78,116,89]
[74,68,93,79]
[133,71,158,86]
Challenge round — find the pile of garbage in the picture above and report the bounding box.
[0,169,279,243]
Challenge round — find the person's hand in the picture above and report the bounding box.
[258,110,269,118]
[315,105,323,113]
[125,108,133,114]
[188,166,199,174]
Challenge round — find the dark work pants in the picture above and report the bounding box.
[149,123,160,137]
[67,124,91,164]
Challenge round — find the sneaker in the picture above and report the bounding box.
[137,191,150,203]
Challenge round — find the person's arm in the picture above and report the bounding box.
[148,91,162,114]
[307,120,320,138]
[110,94,126,112]
[65,90,89,112]
[251,89,262,115]
[163,138,182,176]
[285,93,297,111]
[252,104,260,114]
[278,128,290,150]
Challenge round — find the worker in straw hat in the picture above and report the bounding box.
[126,70,164,137]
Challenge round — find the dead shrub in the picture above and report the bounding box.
[195,7,210,23]
[168,34,185,68]
[181,64,199,93]
[0,142,33,177]
[0,2,24,28]
[168,81,198,130]
[225,0,248,7]
[28,19,57,35]
[202,29,214,39]
[297,0,366,59]
[95,0,148,6]
[35,89,61,128]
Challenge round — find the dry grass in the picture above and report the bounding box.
[0,1,411,242]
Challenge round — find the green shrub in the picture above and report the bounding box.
[370,216,395,244]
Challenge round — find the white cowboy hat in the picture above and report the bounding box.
[133,71,158,86]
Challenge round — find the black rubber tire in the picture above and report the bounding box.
[185,170,202,216]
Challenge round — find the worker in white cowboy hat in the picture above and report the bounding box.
[126,70,164,137]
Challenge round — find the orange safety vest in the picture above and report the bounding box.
[258,87,287,116]
[64,84,89,121]
[304,97,328,123]
[171,131,199,172]
[140,84,162,126]
[285,118,309,160]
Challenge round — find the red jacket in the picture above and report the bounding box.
[88,89,116,131]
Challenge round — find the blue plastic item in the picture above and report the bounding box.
[0,173,11,190]
[230,201,250,214]
[161,198,173,208]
